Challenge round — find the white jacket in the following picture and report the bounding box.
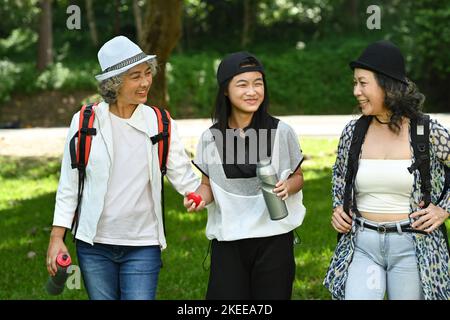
[53,102,201,249]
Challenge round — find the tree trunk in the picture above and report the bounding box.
[241,0,258,48]
[347,0,358,29]
[114,0,121,35]
[132,0,144,46]
[180,4,190,52]
[142,0,183,109]
[37,0,53,72]
[242,0,250,47]
[85,0,98,47]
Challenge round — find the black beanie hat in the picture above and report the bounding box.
[349,40,408,85]
[217,51,265,86]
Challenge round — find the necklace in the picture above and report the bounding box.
[374,115,390,125]
[228,121,248,138]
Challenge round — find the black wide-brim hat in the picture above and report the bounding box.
[217,51,265,86]
[349,40,408,85]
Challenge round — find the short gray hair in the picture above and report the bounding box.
[98,58,158,104]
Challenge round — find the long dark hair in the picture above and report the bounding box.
[373,73,425,134]
[212,77,271,133]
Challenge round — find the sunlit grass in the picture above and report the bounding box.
[0,138,340,299]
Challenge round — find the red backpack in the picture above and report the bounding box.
[67,103,172,240]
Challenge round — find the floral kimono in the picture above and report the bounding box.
[324,117,450,300]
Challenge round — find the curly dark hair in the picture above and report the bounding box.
[373,72,425,134]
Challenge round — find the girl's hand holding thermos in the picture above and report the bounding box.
[273,180,289,200]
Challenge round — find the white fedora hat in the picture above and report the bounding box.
[95,36,156,82]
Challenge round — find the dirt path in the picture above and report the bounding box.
[1,114,449,158]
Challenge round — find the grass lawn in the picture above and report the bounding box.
[0,138,338,300]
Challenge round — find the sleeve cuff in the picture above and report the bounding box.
[192,160,209,178]
[293,157,304,173]
[52,214,73,229]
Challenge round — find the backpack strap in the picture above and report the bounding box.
[437,165,450,204]
[68,103,97,240]
[70,104,97,170]
[408,115,431,206]
[409,115,450,253]
[150,106,171,175]
[149,106,172,238]
[343,115,371,217]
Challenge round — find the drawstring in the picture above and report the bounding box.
[293,229,302,246]
[202,240,212,271]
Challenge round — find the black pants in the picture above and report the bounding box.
[206,231,295,300]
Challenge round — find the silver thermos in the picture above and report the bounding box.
[256,159,289,220]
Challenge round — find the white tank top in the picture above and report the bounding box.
[355,159,413,214]
[94,112,159,246]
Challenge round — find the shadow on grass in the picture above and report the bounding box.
[0,180,211,299]
[0,166,339,300]
[292,167,335,299]
[0,191,87,299]
[157,181,210,299]
[0,156,61,180]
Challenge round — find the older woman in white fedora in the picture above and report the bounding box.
[46,36,201,300]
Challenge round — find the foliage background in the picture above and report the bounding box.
[0,0,449,121]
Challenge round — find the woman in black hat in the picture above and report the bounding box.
[324,40,450,300]
[183,52,306,299]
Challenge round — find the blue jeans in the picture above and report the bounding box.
[76,240,162,300]
[345,219,424,300]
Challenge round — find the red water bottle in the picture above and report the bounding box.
[45,253,72,295]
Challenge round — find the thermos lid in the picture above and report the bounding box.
[256,158,271,168]
[56,253,72,267]
[256,159,276,177]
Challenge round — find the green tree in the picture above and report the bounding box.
[37,0,53,71]
[142,0,183,108]
[395,0,450,111]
